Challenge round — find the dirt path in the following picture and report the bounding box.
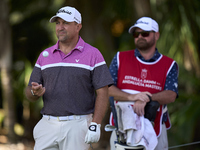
[0,143,33,150]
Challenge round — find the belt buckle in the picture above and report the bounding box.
[75,115,81,120]
[57,116,60,121]
[57,116,70,121]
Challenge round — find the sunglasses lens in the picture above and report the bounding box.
[141,32,150,37]
[133,32,139,38]
[133,31,151,38]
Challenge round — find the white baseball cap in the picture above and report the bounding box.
[128,17,159,34]
[50,6,82,24]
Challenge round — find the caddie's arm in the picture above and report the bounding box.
[152,90,177,105]
[108,85,151,103]
[133,90,177,116]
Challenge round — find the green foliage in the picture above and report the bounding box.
[156,0,200,73]
[10,0,65,65]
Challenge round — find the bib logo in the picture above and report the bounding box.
[141,69,147,79]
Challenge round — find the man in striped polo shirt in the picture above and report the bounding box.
[25,6,113,150]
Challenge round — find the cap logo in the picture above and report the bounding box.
[136,21,149,25]
[74,17,79,23]
[57,9,72,15]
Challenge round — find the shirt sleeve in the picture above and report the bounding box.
[164,62,179,95]
[28,53,43,86]
[92,50,114,90]
[28,65,43,86]
[109,54,118,86]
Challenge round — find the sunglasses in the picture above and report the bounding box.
[133,31,154,38]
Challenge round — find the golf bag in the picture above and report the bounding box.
[108,97,160,150]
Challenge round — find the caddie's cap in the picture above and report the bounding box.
[128,17,159,34]
[50,6,81,24]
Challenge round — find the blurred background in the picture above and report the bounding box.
[0,0,200,149]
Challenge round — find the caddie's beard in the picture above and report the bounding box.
[135,38,155,51]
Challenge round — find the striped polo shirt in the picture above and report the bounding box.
[28,37,113,116]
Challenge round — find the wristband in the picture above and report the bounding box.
[147,94,152,102]
[31,89,35,96]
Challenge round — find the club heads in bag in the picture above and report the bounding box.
[104,124,117,132]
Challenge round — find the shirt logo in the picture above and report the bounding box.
[75,59,79,62]
[141,69,147,79]
[77,46,83,50]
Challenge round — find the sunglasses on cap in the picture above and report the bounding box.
[133,31,154,38]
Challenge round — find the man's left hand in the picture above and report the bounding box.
[133,100,147,116]
[85,122,101,144]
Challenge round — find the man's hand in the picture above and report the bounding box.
[128,92,152,102]
[31,82,45,97]
[85,122,101,144]
[133,100,147,116]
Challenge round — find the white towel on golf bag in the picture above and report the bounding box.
[115,102,158,150]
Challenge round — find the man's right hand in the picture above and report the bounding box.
[128,92,152,103]
[31,82,45,97]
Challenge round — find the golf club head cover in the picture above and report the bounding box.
[144,95,160,122]
[85,122,101,144]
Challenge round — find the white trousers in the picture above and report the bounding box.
[110,124,168,150]
[33,115,92,150]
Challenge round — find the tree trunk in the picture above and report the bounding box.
[132,0,152,18]
[0,0,16,142]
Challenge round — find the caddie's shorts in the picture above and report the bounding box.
[33,114,93,150]
[154,123,168,150]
